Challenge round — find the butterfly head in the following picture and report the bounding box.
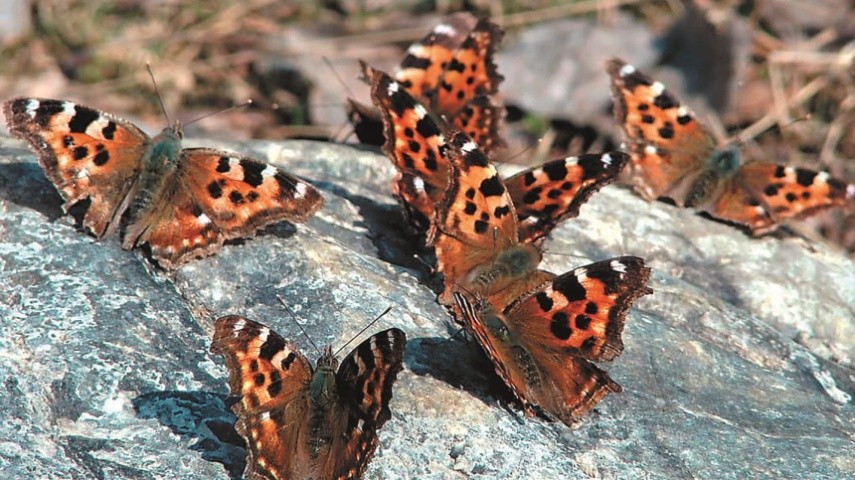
[708,145,740,176]
[147,123,184,169]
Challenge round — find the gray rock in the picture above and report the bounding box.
[1,136,852,480]
[497,14,657,126]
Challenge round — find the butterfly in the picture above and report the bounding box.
[210,315,406,480]
[453,255,650,426]
[3,98,324,269]
[364,65,628,236]
[428,131,651,425]
[348,12,505,153]
[607,58,853,235]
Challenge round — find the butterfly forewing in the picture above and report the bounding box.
[3,97,149,237]
[211,316,314,480]
[606,58,716,201]
[508,257,652,362]
[331,328,407,479]
[395,12,477,98]
[122,148,323,269]
[505,152,629,243]
[368,64,450,229]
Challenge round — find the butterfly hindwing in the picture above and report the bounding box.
[505,152,629,243]
[3,97,149,237]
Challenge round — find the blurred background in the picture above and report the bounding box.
[0,0,852,249]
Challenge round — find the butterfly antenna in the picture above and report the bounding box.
[324,56,357,97]
[183,99,253,128]
[333,306,393,357]
[276,295,323,357]
[146,62,171,126]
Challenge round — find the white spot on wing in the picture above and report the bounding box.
[619,64,636,77]
[414,104,428,119]
[262,164,277,178]
[677,106,689,117]
[644,145,657,155]
[650,82,665,96]
[25,99,40,117]
[260,411,270,421]
[258,327,270,343]
[197,213,211,225]
[233,319,246,336]
[86,117,111,138]
[388,81,400,94]
[611,260,627,274]
[62,102,76,116]
[602,154,613,165]
[229,157,241,167]
[817,171,829,182]
[576,268,588,283]
[295,182,307,199]
[564,157,578,166]
[412,176,426,193]
[461,141,478,153]
[847,184,854,198]
[433,23,456,36]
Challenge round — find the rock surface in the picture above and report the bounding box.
[1,136,853,480]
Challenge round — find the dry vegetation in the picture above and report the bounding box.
[0,0,852,248]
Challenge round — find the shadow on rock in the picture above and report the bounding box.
[405,335,518,411]
[132,390,245,479]
[0,161,65,220]
[314,179,435,276]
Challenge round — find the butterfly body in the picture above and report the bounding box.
[211,316,406,480]
[608,58,852,235]
[461,242,542,301]
[3,97,324,268]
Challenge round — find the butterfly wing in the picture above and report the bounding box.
[709,163,854,235]
[210,316,314,480]
[3,98,149,237]
[400,15,504,153]
[505,152,629,243]
[508,257,652,363]
[122,149,323,269]
[429,131,540,305]
[367,63,451,230]
[395,12,477,99]
[327,328,407,479]
[606,58,716,202]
